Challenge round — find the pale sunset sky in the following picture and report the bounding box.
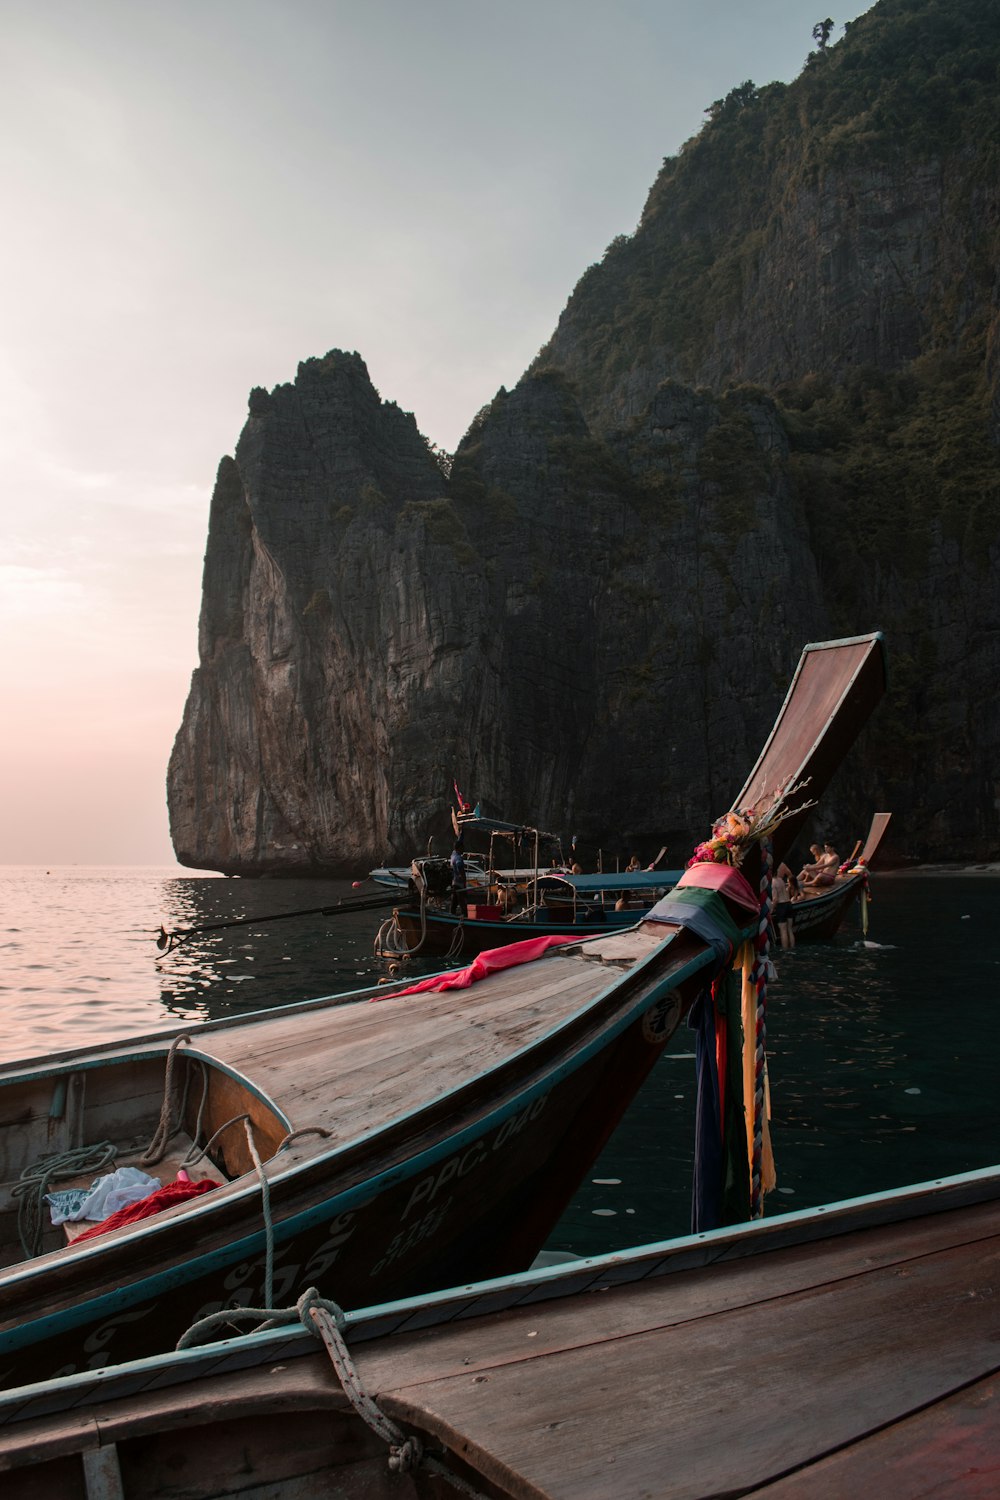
[1,1,873,866]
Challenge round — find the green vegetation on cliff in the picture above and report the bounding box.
[537,0,1000,399]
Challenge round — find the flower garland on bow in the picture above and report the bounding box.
[688,779,816,869]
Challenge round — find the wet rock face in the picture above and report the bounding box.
[168,341,997,873]
[168,355,834,875]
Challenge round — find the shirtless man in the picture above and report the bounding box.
[801,843,840,890]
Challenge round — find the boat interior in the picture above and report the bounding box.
[0,1049,286,1268]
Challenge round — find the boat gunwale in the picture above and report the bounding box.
[1,1159,997,1431]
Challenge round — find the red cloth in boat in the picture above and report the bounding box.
[373,935,574,1000]
[73,1178,217,1241]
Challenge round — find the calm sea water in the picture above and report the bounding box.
[1,865,997,1259]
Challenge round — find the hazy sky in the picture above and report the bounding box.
[1,1,873,866]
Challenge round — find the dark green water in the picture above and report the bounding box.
[550,872,1000,1253]
[2,867,996,1258]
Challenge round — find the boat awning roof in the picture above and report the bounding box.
[536,870,682,895]
[456,813,562,843]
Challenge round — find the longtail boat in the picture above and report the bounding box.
[375,863,683,962]
[0,1162,995,1499]
[0,633,886,1390]
[374,809,890,967]
[780,811,893,943]
[370,811,673,961]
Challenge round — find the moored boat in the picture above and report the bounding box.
[0,1161,995,1499]
[375,802,891,969]
[0,633,886,1390]
[779,811,893,942]
[375,862,682,961]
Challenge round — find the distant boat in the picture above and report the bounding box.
[0,1162,995,1499]
[0,633,886,1390]
[780,811,893,942]
[374,860,682,961]
[374,815,891,963]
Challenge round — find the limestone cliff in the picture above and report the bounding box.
[538,0,1000,433]
[169,357,836,873]
[169,0,1000,872]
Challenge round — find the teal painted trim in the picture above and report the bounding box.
[2,1157,997,1424]
[338,1158,1000,1326]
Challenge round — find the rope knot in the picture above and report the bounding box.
[297,1286,346,1334]
[388,1435,424,1473]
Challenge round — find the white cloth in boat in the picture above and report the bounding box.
[45,1167,161,1225]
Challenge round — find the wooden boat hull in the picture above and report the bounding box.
[776,869,867,941]
[390,903,645,958]
[0,928,714,1390]
[1,1165,996,1499]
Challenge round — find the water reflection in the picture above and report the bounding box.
[0,868,400,1061]
[548,874,1000,1254]
[152,877,396,1024]
[3,867,998,1265]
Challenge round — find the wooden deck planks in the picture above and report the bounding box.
[354,1202,1000,1499]
[203,956,596,1068]
[754,1373,999,1498]
[199,960,616,1141]
[0,1198,995,1496]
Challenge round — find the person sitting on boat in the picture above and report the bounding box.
[496,882,517,912]
[449,840,467,914]
[801,844,839,890]
[626,855,641,872]
[797,844,824,884]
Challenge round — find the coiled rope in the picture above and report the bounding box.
[750,837,773,1219]
[15,1039,332,1294]
[374,876,465,966]
[12,1141,119,1258]
[374,866,429,960]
